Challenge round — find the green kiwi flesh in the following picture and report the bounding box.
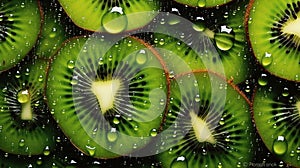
[35,1,68,59]
[252,78,300,167]
[57,0,159,33]
[157,70,254,167]
[0,0,41,71]
[246,0,300,82]
[0,58,56,155]
[174,0,234,8]
[46,35,168,158]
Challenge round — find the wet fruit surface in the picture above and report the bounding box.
[0,0,299,167]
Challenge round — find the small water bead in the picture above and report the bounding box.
[36,157,43,165]
[135,50,148,65]
[71,76,78,85]
[101,6,128,34]
[108,55,113,61]
[218,163,222,168]
[168,17,181,25]
[195,94,200,102]
[169,71,175,79]
[219,118,225,125]
[297,146,300,153]
[25,68,30,76]
[160,99,165,106]
[17,89,30,103]
[170,156,188,168]
[38,75,44,82]
[258,74,268,86]
[43,146,50,156]
[282,87,289,97]
[272,136,288,155]
[19,139,25,147]
[107,128,118,142]
[150,128,158,137]
[290,150,295,157]
[15,70,21,78]
[98,57,104,65]
[85,145,96,156]
[198,0,206,7]
[262,52,273,67]
[113,117,120,125]
[159,38,165,46]
[214,25,235,51]
[67,60,75,69]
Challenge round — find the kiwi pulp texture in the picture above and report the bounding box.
[46,35,168,158]
[157,71,254,167]
[0,0,41,71]
[174,0,234,8]
[0,58,56,155]
[246,0,300,81]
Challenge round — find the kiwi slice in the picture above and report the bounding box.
[0,0,41,71]
[35,0,69,59]
[46,35,168,158]
[157,70,254,167]
[252,77,300,167]
[173,0,234,8]
[245,0,300,82]
[57,0,159,33]
[0,57,56,155]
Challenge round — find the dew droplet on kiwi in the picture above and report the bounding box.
[192,20,206,32]
[85,145,96,156]
[197,0,206,7]
[15,70,21,78]
[261,52,273,67]
[168,17,181,25]
[43,146,51,156]
[282,87,289,97]
[67,60,75,69]
[36,157,43,165]
[135,49,148,65]
[272,136,288,155]
[258,74,268,86]
[214,25,235,51]
[17,89,30,104]
[150,128,158,137]
[18,139,25,147]
[170,156,188,168]
[107,128,118,142]
[101,6,128,34]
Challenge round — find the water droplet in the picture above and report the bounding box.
[17,90,30,103]
[38,75,44,82]
[218,163,222,168]
[107,128,118,142]
[71,76,78,85]
[169,71,175,79]
[198,0,206,7]
[85,145,96,156]
[296,146,300,153]
[135,50,148,65]
[15,70,21,78]
[159,38,165,46]
[19,139,25,147]
[102,6,128,34]
[272,136,288,155]
[192,21,206,32]
[195,94,200,102]
[36,157,42,165]
[170,156,188,168]
[56,136,61,143]
[98,57,104,65]
[258,74,268,86]
[168,17,181,25]
[43,146,50,156]
[25,68,30,76]
[262,52,273,67]
[282,87,289,97]
[150,128,158,137]
[113,117,120,125]
[290,150,295,157]
[214,25,235,51]
[160,99,165,106]
[67,60,75,69]
[219,118,225,125]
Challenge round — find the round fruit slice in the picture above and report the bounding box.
[57,0,159,33]
[0,0,41,71]
[174,0,234,8]
[246,0,300,82]
[157,70,254,167]
[46,35,168,158]
[0,58,57,155]
[252,78,300,167]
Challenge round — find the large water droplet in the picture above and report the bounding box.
[135,50,148,65]
[272,136,288,155]
[258,74,268,86]
[262,52,273,67]
[214,25,235,51]
[17,90,30,103]
[150,128,158,137]
[67,60,75,69]
[198,0,206,7]
[102,6,128,34]
[171,156,188,168]
[107,128,118,142]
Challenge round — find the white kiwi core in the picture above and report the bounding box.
[283,17,300,38]
[190,111,216,144]
[91,79,121,114]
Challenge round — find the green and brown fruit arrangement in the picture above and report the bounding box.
[0,0,299,167]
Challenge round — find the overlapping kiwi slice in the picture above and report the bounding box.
[252,77,300,167]
[0,57,56,155]
[173,0,234,8]
[246,0,300,82]
[157,70,254,167]
[57,0,159,33]
[46,35,168,158]
[0,0,41,71]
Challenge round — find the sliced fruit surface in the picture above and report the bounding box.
[252,78,300,167]
[46,35,168,158]
[0,0,41,71]
[57,0,159,33]
[246,0,300,82]
[157,70,254,167]
[0,58,56,155]
[174,0,234,8]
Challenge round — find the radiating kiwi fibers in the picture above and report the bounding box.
[57,0,160,33]
[252,77,300,167]
[46,35,169,159]
[246,0,300,82]
[0,58,57,155]
[0,0,41,71]
[157,70,254,167]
